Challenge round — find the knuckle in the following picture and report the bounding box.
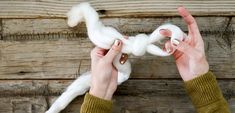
[177,43,186,51]
[112,46,121,53]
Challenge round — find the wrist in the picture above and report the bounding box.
[89,88,114,100]
[89,86,114,100]
[195,59,209,77]
[181,59,209,81]
[89,87,106,100]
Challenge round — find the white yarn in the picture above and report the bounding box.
[46,2,185,113]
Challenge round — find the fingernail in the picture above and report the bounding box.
[119,53,128,64]
[114,40,120,46]
[159,29,165,33]
[166,48,171,53]
[172,39,180,46]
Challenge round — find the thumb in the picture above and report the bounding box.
[104,40,122,63]
[173,40,200,59]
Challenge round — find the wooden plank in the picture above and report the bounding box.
[0,0,235,18]
[0,39,91,79]
[0,80,234,97]
[0,17,234,79]
[56,95,235,113]
[0,96,47,113]
[0,80,234,113]
[56,95,196,113]
[2,17,229,35]
[0,96,194,113]
[1,95,233,113]
[0,33,235,79]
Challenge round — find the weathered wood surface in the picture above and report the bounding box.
[1,17,230,35]
[2,95,235,113]
[0,0,235,18]
[0,33,234,79]
[0,1,235,112]
[0,17,234,79]
[1,80,235,96]
[0,80,234,113]
[0,97,47,113]
[0,96,195,113]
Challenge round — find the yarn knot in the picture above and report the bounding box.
[124,34,149,56]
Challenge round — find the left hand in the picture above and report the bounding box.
[89,40,122,100]
[160,7,209,81]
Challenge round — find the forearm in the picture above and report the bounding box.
[184,71,231,113]
[80,93,113,113]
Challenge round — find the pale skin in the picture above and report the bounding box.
[89,6,209,100]
[160,7,209,81]
[89,40,122,100]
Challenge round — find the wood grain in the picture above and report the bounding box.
[0,0,235,18]
[0,33,234,79]
[0,96,194,113]
[0,39,88,79]
[0,79,235,96]
[2,17,229,35]
[0,1,234,112]
[0,79,234,113]
[231,17,235,63]
[0,17,233,79]
[0,96,47,113]
[2,95,234,113]
[60,95,235,113]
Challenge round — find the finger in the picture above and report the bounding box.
[160,29,172,37]
[104,40,122,63]
[90,47,107,69]
[120,36,129,64]
[164,40,174,54]
[173,40,200,59]
[172,50,184,60]
[177,7,200,37]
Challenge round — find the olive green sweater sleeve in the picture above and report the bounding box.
[184,71,231,113]
[80,93,112,113]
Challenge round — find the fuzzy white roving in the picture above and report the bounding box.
[46,2,185,113]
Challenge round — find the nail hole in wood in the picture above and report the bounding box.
[97,9,106,15]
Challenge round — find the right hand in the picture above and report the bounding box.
[160,7,209,81]
[89,40,122,100]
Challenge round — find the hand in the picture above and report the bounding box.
[160,7,209,81]
[89,40,122,100]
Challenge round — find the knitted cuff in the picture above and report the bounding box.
[184,71,224,108]
[80,93,113,113]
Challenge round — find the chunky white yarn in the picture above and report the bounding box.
[46,2,185,113]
